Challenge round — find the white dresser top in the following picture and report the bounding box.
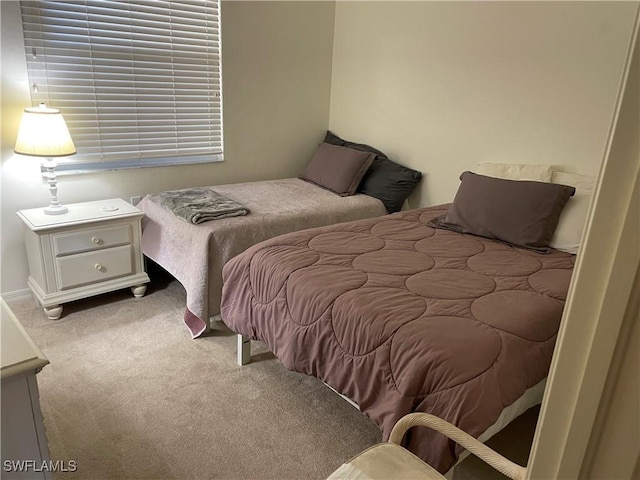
[17,198,144,231]
[1,300,49,379]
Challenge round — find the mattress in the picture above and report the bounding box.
[220,204,575,473]
[138,178,386,337]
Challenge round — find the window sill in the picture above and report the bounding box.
[43,154,224,176]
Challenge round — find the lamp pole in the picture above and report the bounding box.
[43,157,68,214]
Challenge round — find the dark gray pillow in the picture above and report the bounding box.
[323,131,422,213]
[430,171,576,252]
[324,130,388,157]
[300,142,375,196]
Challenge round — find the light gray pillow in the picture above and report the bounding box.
[475,162,553,182]
[301,143,375,196]
[430,171,576,252]
[549,171,597,254]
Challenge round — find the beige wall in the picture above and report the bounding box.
[0,1,336,294]
[329,1,637,208]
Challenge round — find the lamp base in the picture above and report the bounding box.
[44,204,69,215]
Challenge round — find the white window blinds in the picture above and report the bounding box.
[20,0,223,171]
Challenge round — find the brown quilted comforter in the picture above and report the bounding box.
[221,204,575,472]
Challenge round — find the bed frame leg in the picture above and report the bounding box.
[237,334,251,366]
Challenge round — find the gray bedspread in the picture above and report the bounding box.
[138,178,387,337]
[148,187,249,224]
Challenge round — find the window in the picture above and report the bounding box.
[20,0,223,173]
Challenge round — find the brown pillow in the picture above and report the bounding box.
[430,171,575,252]
[300,143,375,196]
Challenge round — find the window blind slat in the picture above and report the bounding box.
[20,0,223,166]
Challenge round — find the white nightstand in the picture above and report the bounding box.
[17,198,150,320]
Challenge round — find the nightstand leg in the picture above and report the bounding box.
[131,284,147,298]
[43,304,63,320]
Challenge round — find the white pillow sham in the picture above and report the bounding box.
[475,162,553,182]
[549,171,596,254]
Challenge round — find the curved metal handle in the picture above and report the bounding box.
[94,263,104,271]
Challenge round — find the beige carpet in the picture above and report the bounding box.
[10,270,537,480]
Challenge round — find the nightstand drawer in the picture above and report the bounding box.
[53,224,132,256]
[56,245,134,290]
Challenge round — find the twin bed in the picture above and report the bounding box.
[138,178,387,337]
[139,133,589,474]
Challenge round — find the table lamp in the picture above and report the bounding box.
[14,103,76,215]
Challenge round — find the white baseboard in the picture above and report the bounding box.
[2,288,34,304]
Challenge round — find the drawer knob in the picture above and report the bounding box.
[92,237,101,244]
[95,263,104,271]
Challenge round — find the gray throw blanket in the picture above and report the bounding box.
[148,187,250,224]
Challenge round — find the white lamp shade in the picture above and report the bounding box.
[14,104,76,157]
